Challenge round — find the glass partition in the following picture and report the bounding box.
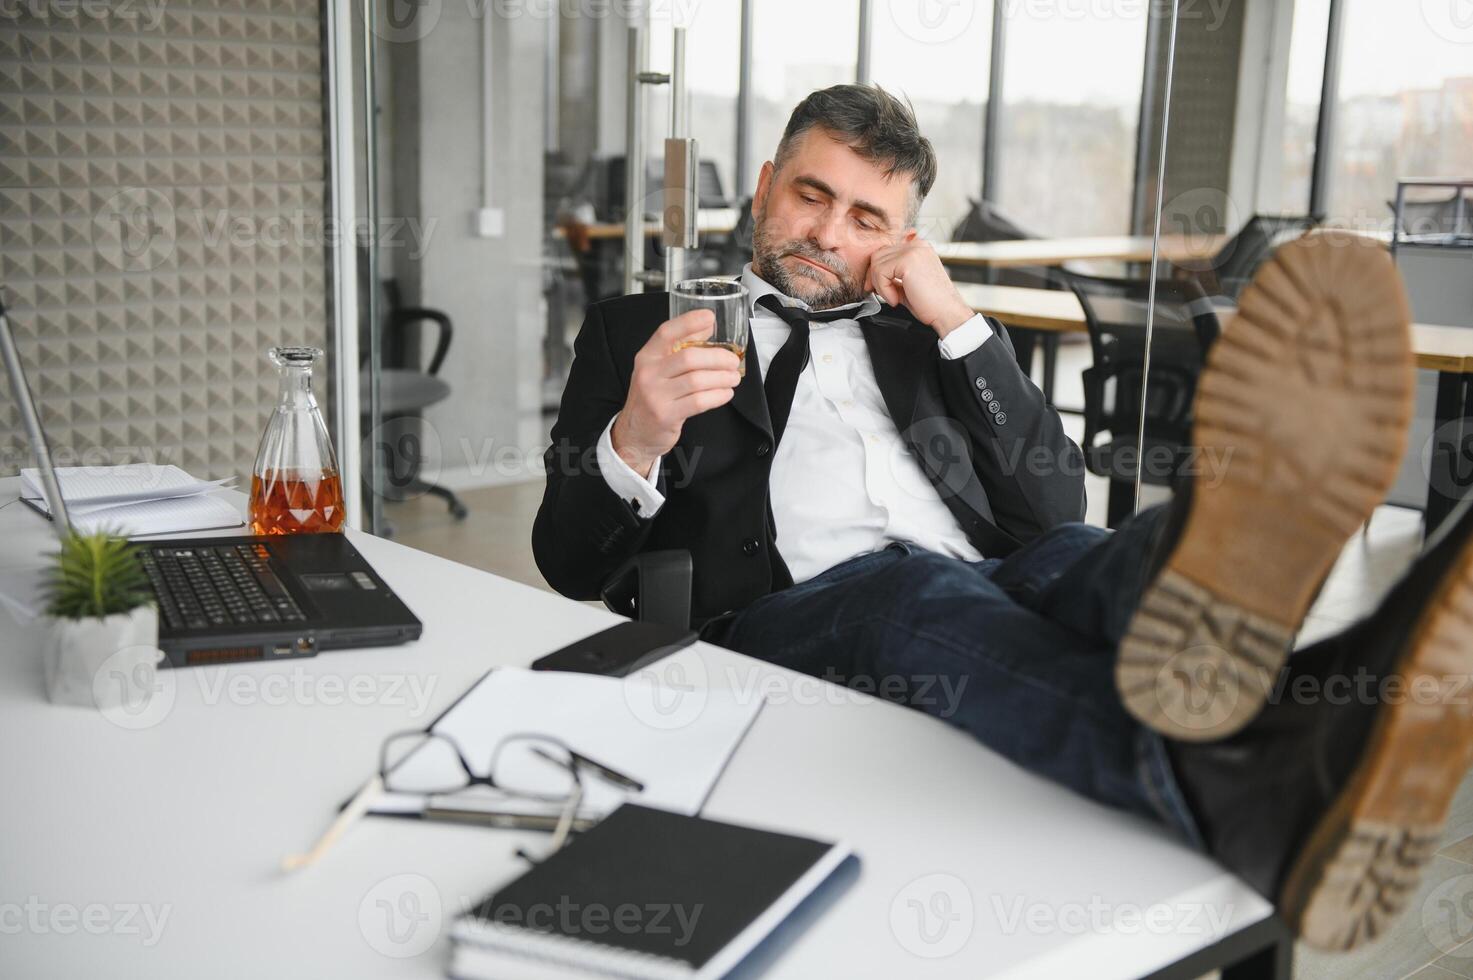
[338,0,1187,570]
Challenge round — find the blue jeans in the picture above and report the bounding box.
[704,505,1204,849]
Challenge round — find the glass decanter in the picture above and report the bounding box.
[249,347,346,535]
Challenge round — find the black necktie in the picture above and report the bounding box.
[754,294,857,445]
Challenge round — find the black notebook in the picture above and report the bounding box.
[449,804,856,980]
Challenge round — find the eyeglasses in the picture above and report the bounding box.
[281,729,644,872]
[379,729,645,862]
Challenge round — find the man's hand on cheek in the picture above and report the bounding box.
[864,240,976,339]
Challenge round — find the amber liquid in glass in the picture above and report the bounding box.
[249,470,346,535]
[673,339,747,377]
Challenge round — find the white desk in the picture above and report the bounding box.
[0,480,1274,979]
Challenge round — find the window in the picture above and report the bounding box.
[994,4,1149,236]
[1276,0,1331,215]
[745,0,861,197]
[869,2,993,241]
[1322,2,1473,230]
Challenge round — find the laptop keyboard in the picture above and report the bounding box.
[139,544,307,631]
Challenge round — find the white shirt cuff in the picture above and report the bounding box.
[597,415,666,517]
[937,313,994,360]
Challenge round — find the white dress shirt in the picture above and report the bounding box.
[597,264,995,583]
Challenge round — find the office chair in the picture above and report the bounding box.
[1065,273,1221,528]
[949,199,1067,403]
[357,252,468,529]
[1181,214,1319,301]
[1389,192,1472,239]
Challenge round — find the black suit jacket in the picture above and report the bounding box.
[533,291,1086,625]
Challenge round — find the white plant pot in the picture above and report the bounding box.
[42,605,163,709]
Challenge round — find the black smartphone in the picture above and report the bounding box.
[530,621,697,677]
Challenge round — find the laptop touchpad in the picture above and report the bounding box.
[299,572,356,591]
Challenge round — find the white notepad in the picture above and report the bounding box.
[18,464,243,536]
[371,666,765,822]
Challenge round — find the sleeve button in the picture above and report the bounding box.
[742,539,761,555]
[995,412,1008,425]
[980,388,994,400]
[974,376,987,390]
[988,400,1001,414]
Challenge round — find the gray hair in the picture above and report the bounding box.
[772,84,937,228]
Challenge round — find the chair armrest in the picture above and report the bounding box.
[387,307,454,375]
[600,550,693,628]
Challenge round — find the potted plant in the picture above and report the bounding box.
[41,530,162,708]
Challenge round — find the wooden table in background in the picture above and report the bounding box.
[937,234,1230,270]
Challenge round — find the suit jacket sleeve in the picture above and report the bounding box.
[533,303,659,599]
[938,319,1087,539]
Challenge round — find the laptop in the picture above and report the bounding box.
[1,298,422,668]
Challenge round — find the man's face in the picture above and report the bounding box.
[750,128,916,310]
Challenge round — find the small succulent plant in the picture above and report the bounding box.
[44,531,154,620]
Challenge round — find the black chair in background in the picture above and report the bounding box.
[1065,273,1221,528]
[1389,192,1472,238]
[1180,214,1319,301]
[357,250,468,529]
[949,199,1068,403]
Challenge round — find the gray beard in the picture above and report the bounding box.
[750,208,867,310]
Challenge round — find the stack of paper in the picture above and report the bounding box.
[19,464,243,537]
[371,666,765,822]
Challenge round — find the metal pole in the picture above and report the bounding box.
[323,0,362,529]
[1308,0,1344,221]
[360,0,383,535]
[735,0,753,198]
[623,26,647,295]
[856,0,873,85]
[1135,0,1181,516]
[0,305,70,534]
[665,27,689,292]
[981,0,1006,204]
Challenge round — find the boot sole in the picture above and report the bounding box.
[1278,522,1473,951]
[1116,232,1414,741]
